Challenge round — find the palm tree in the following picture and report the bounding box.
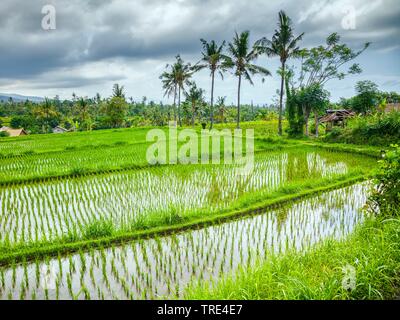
[216,96,227,123]
[172,55,195,127]
[225,31,271,128]
[77,97,91,130]
[196,39,226,129]
[256,10,304,135]
[112,83,125,99]
[185,83,204,126]
[160,66,177,123]
[34,98,58,133]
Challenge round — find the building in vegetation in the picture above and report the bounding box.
[0,126,28,137]
[319,110,355,131]
[52,126,69,134]
[385,103,400,113]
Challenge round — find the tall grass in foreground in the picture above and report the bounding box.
[185,217,400,300]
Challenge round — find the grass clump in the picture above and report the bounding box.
[185,217,400,300]
[83,220,115,240]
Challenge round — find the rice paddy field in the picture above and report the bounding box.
[0,122,384,300]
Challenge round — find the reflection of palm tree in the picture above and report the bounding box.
[256,11,304,135]
[196,39,227,129]
[225,31,271,128]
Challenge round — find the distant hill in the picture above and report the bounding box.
[0,93,44,103]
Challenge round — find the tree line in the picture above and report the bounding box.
[1,10,399,136]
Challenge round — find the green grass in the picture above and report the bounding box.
[185,217,400,300]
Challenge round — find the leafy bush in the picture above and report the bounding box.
[324,111,400,146]
[0,131,9,138]
[368,144,400,216]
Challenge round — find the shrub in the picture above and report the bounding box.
[368,144,400,216]
[324,111,400,146]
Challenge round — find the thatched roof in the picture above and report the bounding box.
[319,110,355,123]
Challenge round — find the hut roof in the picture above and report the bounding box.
[319,110,355,123]
[0,127,27,137]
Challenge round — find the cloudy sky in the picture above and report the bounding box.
[0,0,399,105]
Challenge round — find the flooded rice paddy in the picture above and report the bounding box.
[0,183,370,300]
[0,148,373,244]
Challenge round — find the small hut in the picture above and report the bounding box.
[0,126,28,137]
[319,110,355,131]
[52,126,69,134]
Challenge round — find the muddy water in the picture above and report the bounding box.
[0,183,369,300]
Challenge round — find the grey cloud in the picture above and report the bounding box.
[0,0,398,101]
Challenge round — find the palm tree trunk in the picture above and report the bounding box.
[192,102,195,127]
[278,61,285,136]
[178,86,182,127]
[210,71,215,129]
[304,108,310,136]
[237,74,241,129]
[173,85,177,124]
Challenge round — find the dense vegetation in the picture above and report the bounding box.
[324,111,400,146]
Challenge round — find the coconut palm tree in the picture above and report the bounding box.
[160,65,177,123]
[173,55,195,127]
[225,31,271,128]
[216,96,227,123]
[196,39,227,129]
[160,55,194,126]
[112,83,125,99]
[256,10,304,135]
[185,83,204,126]
[34,97,58,133]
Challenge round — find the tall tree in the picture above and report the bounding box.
[352,80,379,114]
[112,83,125,99]
[299,33,369,88]
[225,31,271,129]
[256,10,304,136]
[102,85,128,128]
[216,96,227,123]
[33,98,59,133]
[76,97,92,131]
[173,55,195,127]
[196,39,226,129]
[160,65,177,123]
[160,55,194,126]
[185,83,204,126]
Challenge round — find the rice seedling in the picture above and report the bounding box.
[0,184,370,300]
[0,148,374,248]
